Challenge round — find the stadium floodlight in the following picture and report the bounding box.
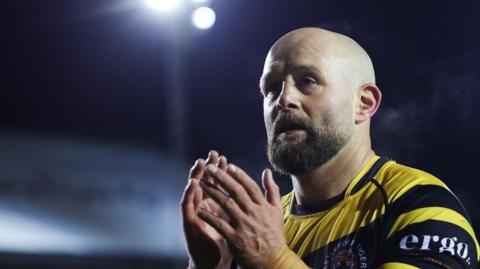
[191,7,216,30]
[145,0,182,12]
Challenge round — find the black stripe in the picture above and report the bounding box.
[370,178,389,212]
[291,156,390,215]
[379,256,464,269]
[370,177,391,247]
[350,156,390,195]
[380,220,478,269]
[388,185,471,224]
[300,218,478,269]
[292,191,345,215]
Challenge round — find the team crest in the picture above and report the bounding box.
[324,239,367,269]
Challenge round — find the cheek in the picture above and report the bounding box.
[263,102,273,129]
[304,93,353,127]
[302,96,331,121]
[263,101,278,140]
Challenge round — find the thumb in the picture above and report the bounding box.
[262,168,281,208]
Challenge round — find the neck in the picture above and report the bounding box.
[291,134,374,206]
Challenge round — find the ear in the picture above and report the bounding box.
[354,83,382,124]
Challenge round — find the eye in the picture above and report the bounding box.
[262,81,282,98]
[301,76,317,86]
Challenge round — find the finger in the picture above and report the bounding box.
[218,155,228,170]
[197,208,235,241]
[192,180,203,209]
[213,155,228,192]
[181,178,199,222]
[205,150,219,183]
[262,169,281,208]
[203,198,230,222]
[200,180,245,222]
[206,164,252,211]
[189,159,206,180]
[206,150,219,166]
[226,164,264,204]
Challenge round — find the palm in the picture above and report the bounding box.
[188,198,230,269]
[182,152,232,269]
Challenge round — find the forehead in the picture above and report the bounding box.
[262,40,330,75]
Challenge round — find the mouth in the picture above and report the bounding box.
[273,121,307,137]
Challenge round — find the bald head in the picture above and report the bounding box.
[262,28,382,175]
[265,27,375,87]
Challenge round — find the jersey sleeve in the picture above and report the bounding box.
[377,184,479,269]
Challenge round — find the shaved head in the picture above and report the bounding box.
[261,27,380,175]
[266,27,375,88]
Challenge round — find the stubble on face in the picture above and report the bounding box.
[262,28,369,177]
[266,108,353,176]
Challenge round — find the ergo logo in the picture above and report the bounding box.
[399,234,471,264]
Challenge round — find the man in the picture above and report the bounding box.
[181,28,479,268]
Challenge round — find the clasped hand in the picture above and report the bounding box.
[197,162,286,269]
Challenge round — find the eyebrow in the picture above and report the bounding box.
[290,64,325,79]
[259,64,325,89]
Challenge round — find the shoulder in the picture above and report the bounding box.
[376,160,449,203]
[374,160,479,268]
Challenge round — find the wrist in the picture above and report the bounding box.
[263,245,309,269]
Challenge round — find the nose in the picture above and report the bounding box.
[276,80,301,111]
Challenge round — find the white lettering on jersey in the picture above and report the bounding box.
[399,234,471,265]
[399,234,419,250]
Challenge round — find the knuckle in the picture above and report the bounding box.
[253,184,262,193]
[244,204,257,216]
[231,185,243,195]
[224,196,236,208]
[232,235,246,250]
[219,220,228,231]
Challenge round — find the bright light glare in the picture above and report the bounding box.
[191,7,216,30]
[145,0,181,12]
[192,0,209,3]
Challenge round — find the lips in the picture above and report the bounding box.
[273,120,307,136]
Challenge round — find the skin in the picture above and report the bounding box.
[181,27,382,269]
[181,150,233,269]
[261,27,381,206]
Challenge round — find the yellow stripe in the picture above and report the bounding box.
[375,162,449,205]
[283,161,480,261]
[389,181,447,205]
[377,262,420,269]
[284,190,386,256]
[388,207,480,260]
[344,155,380,197]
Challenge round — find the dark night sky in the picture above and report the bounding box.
[1,0,480,256]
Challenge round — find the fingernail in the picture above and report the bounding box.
[207,165,218,174]
[227,164,237,173]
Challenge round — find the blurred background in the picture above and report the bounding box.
[1,0,480,268]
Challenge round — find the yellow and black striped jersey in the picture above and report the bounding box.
[281,155,479,268]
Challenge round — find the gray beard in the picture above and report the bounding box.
[267,117,352,176]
